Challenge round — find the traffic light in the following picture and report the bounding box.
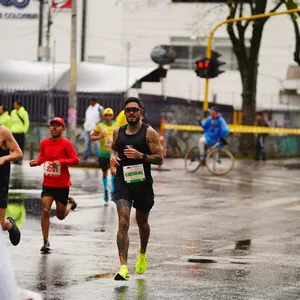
[195,57,210,78]
[194,50,226,79]
[209,50,226,78]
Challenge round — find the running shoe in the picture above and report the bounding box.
[135,247,147,274]
[104,190,109,203]
[40,239,51,253]
[68,197,77,210]
[114,265,129,281]
[7,217,21,246]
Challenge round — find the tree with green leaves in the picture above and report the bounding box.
[225,0,300,155]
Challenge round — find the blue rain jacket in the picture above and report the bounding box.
[200,114,229,145]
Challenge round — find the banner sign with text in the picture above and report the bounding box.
[52,0,72,9]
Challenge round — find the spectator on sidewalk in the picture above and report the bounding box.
[83,98,104,160]
[254,112,269,161]
[10,100,30,165]
[0,106,11,130]
[164,112,181,158]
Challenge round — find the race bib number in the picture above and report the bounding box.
[44,161,61,176]
[123,164,146,183]
[105,137,113,147]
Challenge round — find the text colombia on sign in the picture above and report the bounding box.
[0,0,30,9]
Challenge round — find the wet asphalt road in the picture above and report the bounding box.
[5,159,300,300]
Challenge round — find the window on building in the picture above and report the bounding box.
[170,37,245,71]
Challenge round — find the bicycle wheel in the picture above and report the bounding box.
[206,148,234,175]
[184,146,201,173]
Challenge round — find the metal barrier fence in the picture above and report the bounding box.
[0,89,125,124]
[140,93,234,127]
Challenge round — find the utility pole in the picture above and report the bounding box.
[68,0,77,144]
[45,3,53,122]
[81,0,87,62]
[38,0,44,61]
[125,41,131,99]
[46,4,53,62]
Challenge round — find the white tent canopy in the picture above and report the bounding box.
[0,59,158,92]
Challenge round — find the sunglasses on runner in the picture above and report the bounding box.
[104,114,113,117]
[125,107,141,113]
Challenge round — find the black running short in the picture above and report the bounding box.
[98,157,110,171]
[113,177,154,213]
[0,185,9,209]
[41,186,69,206]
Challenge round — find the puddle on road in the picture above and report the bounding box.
[188,258,217,264]
[230,261,249,265]
[235,239,251,251]
[7,191,59,229]
[9,175,42,190]
[188,240,252,266]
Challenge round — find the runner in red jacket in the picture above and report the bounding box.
[29,117,80,253]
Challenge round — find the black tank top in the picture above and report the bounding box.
[115,123,152,183]
[0,125,11,185]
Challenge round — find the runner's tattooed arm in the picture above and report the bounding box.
[145,126,164,165]
[123,126,164,164]
[110,128,121,167]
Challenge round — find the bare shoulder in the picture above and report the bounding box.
[111,127,120,151]
[0,126,12,140]
[113,127,120,138]
[0,125,10,135]
[114,127,120,133]
[146,126,160,142]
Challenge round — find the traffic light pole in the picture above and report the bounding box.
[203,7,300,114]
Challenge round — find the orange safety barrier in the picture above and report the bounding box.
[159,116,165,147]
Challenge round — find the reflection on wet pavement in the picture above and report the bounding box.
[8,192,56,220]
[114,280,147,300]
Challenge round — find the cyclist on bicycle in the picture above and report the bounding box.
[199,106,229,165]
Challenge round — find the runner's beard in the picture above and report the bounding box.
[51,132,62,139]
[127,115,140,126]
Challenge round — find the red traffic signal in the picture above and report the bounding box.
[195,57,210,78]
[197,60,209,69]
[194,51,226,78]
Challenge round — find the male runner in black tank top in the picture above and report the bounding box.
[0,124,23,246]
[110,97,164,281]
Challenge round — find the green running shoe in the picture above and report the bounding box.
[135,247,147,274]
[114,265,129,281]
